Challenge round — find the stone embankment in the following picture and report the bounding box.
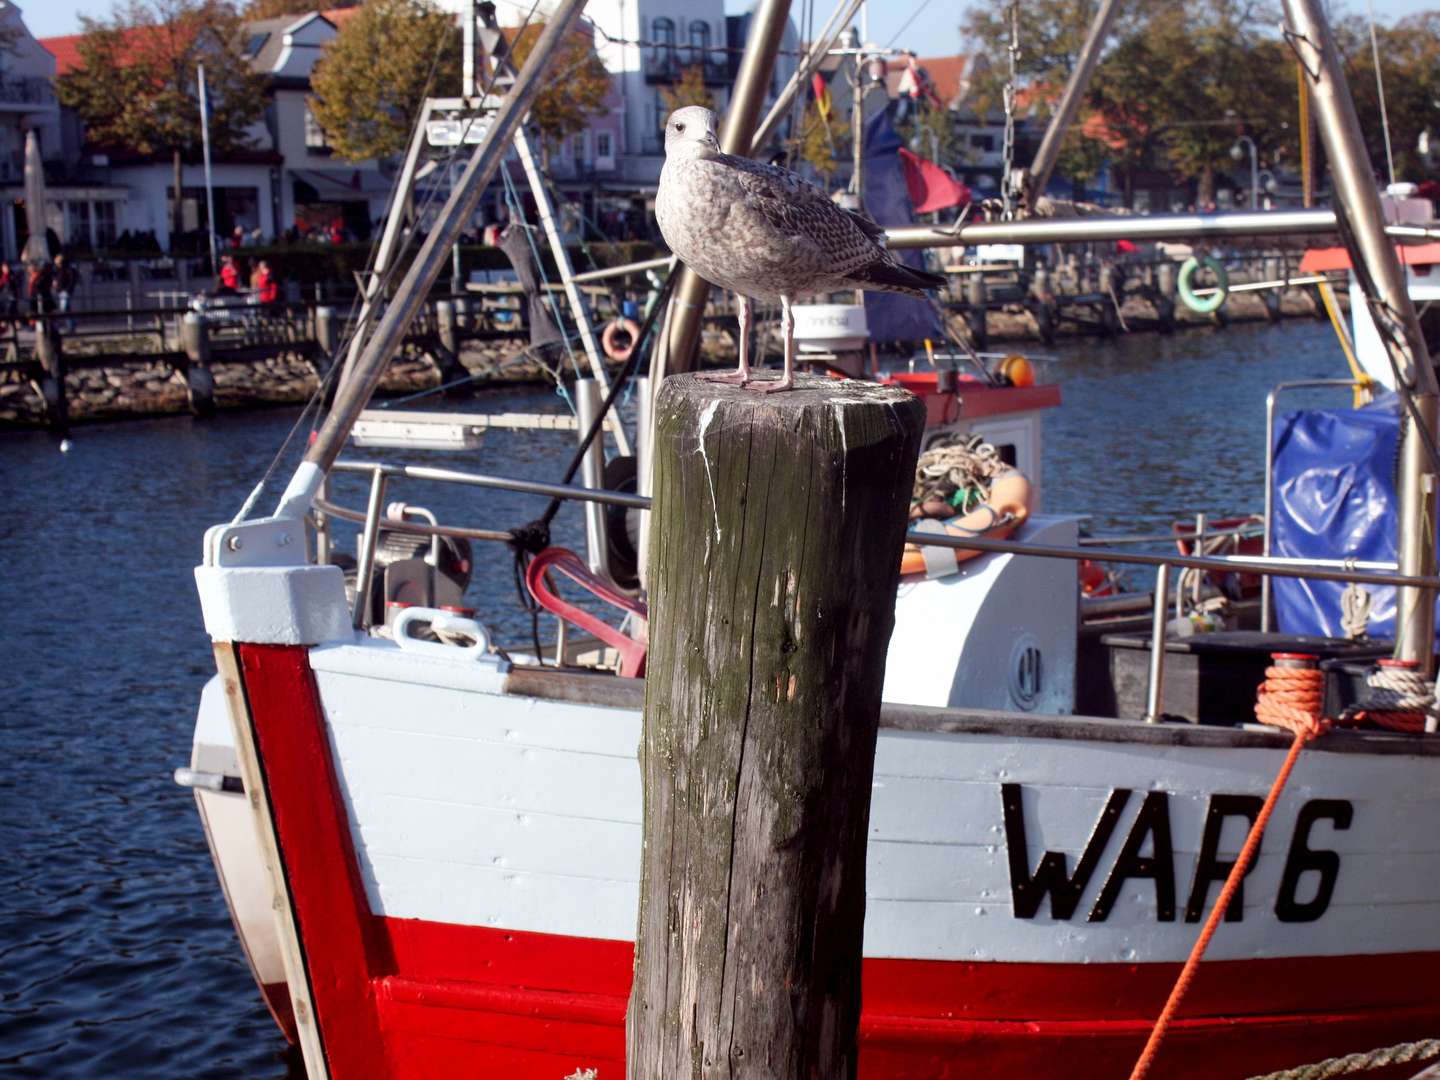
[0,286,1331,429]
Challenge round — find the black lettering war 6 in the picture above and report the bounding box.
[1001,784,1352,923]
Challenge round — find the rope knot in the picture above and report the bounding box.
[508,518,552,556]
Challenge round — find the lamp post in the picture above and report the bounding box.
[1231,135,1258,210]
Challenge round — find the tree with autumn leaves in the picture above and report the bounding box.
[56,0,267,246]
[961,0,1439,207]
[308,4,609,166]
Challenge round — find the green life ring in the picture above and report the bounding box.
[1177,255,1229,314]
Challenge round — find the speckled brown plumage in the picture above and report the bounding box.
[656,108,944,303]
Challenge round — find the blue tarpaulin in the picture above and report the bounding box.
[1271,393,1437,640]
[860,108,943,344]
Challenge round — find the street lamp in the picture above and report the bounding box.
[1231,135,1258,210]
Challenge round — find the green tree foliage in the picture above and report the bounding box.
[660,64,715,116]
[508,22,611,154]
[896,102,959,167]
[963,0,1438,204]
[795,97,849,181]
[57,0,266,245]
[308,0,460,162]
[1334,11,1440,182]
[245,0,353,18]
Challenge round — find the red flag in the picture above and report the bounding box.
[898,147,971,214]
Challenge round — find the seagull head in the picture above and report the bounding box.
[664,106,720,161]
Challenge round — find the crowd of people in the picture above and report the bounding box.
[0,253,79,329]
[215,253,279,304]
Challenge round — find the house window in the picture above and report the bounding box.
[596,131,613,160]
[573,133,587,164]
[65,200,91,248]
[95,201,118,247]
[970,133,996,152]
[304,106,330,152]
[687,21,710,63]
[652,16,675,49]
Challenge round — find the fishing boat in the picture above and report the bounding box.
[178,1,1439,1076]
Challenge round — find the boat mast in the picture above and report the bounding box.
[1019,0,1123,214]
[277,0,591,515]
[657,0,792,374]
[1282,0,1437,671]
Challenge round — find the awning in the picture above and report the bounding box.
[290,167,393,198]
[1299,242,1440,273]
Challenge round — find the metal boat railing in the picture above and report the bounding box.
[321,459,1440,725]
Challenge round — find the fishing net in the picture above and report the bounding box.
[912,434,1007,514]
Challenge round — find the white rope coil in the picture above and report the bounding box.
[1364,664,1435,712]
[912,435,1006,511]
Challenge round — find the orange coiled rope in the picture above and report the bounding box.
[1128,656,1325,1080]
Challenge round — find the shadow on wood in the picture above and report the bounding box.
[629,373,924,1078]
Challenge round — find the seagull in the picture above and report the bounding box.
[656,105,947,392]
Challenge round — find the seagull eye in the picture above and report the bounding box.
[675,122,686,133]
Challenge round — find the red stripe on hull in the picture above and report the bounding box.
[238,645,1440,1079]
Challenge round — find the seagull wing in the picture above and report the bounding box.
[718,155,886,280]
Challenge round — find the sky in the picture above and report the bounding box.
[17,0,1436,46]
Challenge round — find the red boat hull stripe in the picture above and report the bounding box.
[238,643,1440,1079]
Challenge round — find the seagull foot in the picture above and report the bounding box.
[756,373,795,393]
[698,368,751,386]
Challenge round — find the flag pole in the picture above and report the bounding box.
[197,62,219,281]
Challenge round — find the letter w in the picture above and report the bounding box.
[1002,785,1132,919]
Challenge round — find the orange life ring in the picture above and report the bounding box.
[602,317,641,362]
[900,469,1032,577]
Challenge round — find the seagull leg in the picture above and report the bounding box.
[698,293,752,385]
[759,294,796,393]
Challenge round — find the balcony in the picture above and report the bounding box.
[0,78,57,111]
[643,50,730,86]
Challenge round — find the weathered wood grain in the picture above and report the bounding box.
[627,373,924,1078]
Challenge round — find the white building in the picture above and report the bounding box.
[37,7,390,253]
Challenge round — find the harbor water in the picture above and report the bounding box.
[0,319,1355,1077]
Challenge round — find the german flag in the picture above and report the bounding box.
[812,72,831,121]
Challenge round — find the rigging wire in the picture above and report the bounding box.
[1364,0,1396,188]
[884,0,934,50]
[229,0,546,524]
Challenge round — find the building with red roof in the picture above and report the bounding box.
[30,5,390,255]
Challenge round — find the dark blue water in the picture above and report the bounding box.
[0,319,1350,1076]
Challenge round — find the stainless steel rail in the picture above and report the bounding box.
[883,211,1436,251]
[326,459,1440,589]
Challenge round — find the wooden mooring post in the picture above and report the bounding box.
[628,374,924,1077]
[35,321,68,435]
[180,312,216,417]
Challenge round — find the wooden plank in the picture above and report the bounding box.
[211,643,330,1080]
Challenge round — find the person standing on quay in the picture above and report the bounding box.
[0,261,15,327]
[53,254,77,332]
[254,259,278,304]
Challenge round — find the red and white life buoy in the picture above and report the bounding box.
[601,318,641,362]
